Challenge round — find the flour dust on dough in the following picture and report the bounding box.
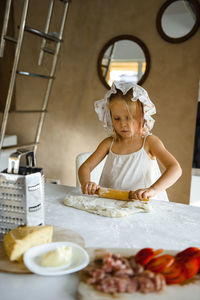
[63,194,152,217]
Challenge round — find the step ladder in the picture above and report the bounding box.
[100,43,115,82]
[0,0,70,157]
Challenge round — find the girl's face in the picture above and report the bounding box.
[109,97,143,138]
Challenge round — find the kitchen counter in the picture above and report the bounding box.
[0,183,200,300]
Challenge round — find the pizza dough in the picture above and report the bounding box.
[63,194,151,217]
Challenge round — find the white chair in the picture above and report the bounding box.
[76,152,107,187]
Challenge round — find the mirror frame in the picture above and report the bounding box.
[97,35,151,89]
[156,0,200,43]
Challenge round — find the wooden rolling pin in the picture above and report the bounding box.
[95,187,149,201]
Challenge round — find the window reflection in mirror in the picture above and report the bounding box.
[157,0,200,43]
[97,35,150,89]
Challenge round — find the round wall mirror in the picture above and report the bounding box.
[97,35,150,89]
[156,0,200,43]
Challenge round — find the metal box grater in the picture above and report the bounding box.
[0,150,45,240]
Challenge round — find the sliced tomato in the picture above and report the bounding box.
[162,255,199,285]
[161,261,183,278]
[165,272,186,285]
[175,247,200,270]
[162,261,182,278]
[182,257,199,279]
[146,254,174,273]
[162,261,186,284]
[192,251,200,268]
[176,247,200,261]
[135,248,163,266]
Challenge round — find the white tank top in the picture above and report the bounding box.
[99,137,169,201]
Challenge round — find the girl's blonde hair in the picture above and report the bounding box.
[108,88,144,140]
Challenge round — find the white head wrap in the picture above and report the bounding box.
[94,81,156,134]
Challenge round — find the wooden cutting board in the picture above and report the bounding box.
[77,248,200,300]
[0,226,84,274]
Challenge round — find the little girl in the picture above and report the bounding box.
[78,81,182,201]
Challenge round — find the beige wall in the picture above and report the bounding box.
[2,0,200,204]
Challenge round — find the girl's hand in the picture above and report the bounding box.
[129,188,157,200]
[81,181,99,195]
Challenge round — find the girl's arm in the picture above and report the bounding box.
[130,135,182,200]
[78,137,111,194]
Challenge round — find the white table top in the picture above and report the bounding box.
[1,183,200,300]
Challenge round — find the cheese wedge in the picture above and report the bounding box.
[3,225,53,261]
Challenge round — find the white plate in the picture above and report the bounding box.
[23,241,89,276]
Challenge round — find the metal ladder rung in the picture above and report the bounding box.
[4,35,17,43]
[9,110,47,113]
[1,142,38,151]
[24,26,63,43]
[42,47,55,55]
[17,70,55,79]
[101,64,108,68]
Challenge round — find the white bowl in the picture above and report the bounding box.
[23,241,89,276]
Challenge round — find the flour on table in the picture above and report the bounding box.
[63,194,152,217]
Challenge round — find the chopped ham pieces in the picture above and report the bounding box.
[82,252,166,294]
